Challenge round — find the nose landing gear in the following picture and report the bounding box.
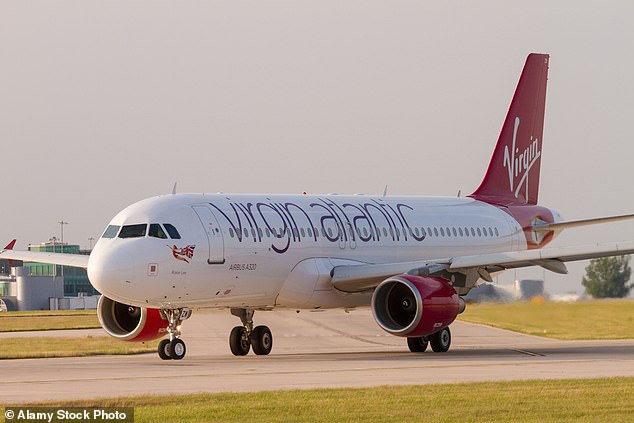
[229,308,273,356]
[158,308,191,360]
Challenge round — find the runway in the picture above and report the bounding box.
[2,309,634,404]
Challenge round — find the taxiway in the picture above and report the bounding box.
[2,309,634,403]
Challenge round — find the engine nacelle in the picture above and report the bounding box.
[371,275,464,337]
[97,296,168,342]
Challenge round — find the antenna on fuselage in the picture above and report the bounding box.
[383,185,388,197]
[172,182,177,195]
[457,190,461,198]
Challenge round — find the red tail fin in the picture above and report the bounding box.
[470,53,549,205]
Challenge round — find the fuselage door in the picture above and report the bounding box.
[192,204,225,264]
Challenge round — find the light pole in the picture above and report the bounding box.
[88,237,95,250]
[57,221,68,300]
[58,221,68,247]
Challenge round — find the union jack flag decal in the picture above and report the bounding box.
[169,244,196,263]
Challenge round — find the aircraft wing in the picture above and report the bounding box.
[0,249,90,269]
[331,240,634,293]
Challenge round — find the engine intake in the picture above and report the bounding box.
[371,275,463,337]
[97,296,168,342]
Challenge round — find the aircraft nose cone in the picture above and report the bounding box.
[88,240,145,305]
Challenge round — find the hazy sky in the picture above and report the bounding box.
[1,2,633,294]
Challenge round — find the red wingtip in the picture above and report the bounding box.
[3,239,16,250]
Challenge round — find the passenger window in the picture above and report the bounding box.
[470,228,476,237]
[102,225,120,239]
[119,224,147,239]
[494,227,499,237]
[477,228,482,237]
[458,228,463,237]
[163,224,181,239]
[452,228,457,237]
[434,228,439,237]
[482,227,487,237]
[229,228,235,238]
[149,224,168,239]
[265,228,271,237]
[489,227,494,237]
[440,228,445,237]
[258,228,263,238]
[383,228,388,237]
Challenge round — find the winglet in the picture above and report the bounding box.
[2,239,17,265]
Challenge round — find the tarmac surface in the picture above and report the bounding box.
[2,309,634,404]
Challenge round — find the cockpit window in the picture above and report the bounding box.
[102,225,120,239]
[163,224,181,239]
[118,224,147,238]
[149,224,168,239]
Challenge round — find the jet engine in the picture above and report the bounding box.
[371,274,464,337]
[97,296,168,342]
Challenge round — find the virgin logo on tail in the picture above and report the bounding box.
[503,117,541,200]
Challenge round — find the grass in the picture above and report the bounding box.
[5,378,634,422]
[0,310,100,332]
[459,299,634,339]
[0,336,158,359]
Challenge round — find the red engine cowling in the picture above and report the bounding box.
[97,296,168,342]
[371,275,464,337]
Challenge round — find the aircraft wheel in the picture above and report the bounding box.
[158,339,172,360]
[429,327,451,353]
[229,326,251,356]
[168,338,187,360]
[251,325,273,356]
[407,336,428,353]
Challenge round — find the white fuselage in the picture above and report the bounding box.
[88,193,531,310]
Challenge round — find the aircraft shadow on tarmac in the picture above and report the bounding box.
[255,344,634,362]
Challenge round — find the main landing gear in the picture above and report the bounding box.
[407,327,452,353]
[158,308,192,360]
[229,308,273,356]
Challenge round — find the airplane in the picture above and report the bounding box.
[2,53,634,360]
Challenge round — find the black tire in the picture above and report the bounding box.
[168,338,186,360]
[251,325,273,356]
[229,326,251,356]
[407,336,428,353]
[158,339,172,360]
[429,327,451,353]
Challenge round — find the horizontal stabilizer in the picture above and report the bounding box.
[533,213,634,232]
